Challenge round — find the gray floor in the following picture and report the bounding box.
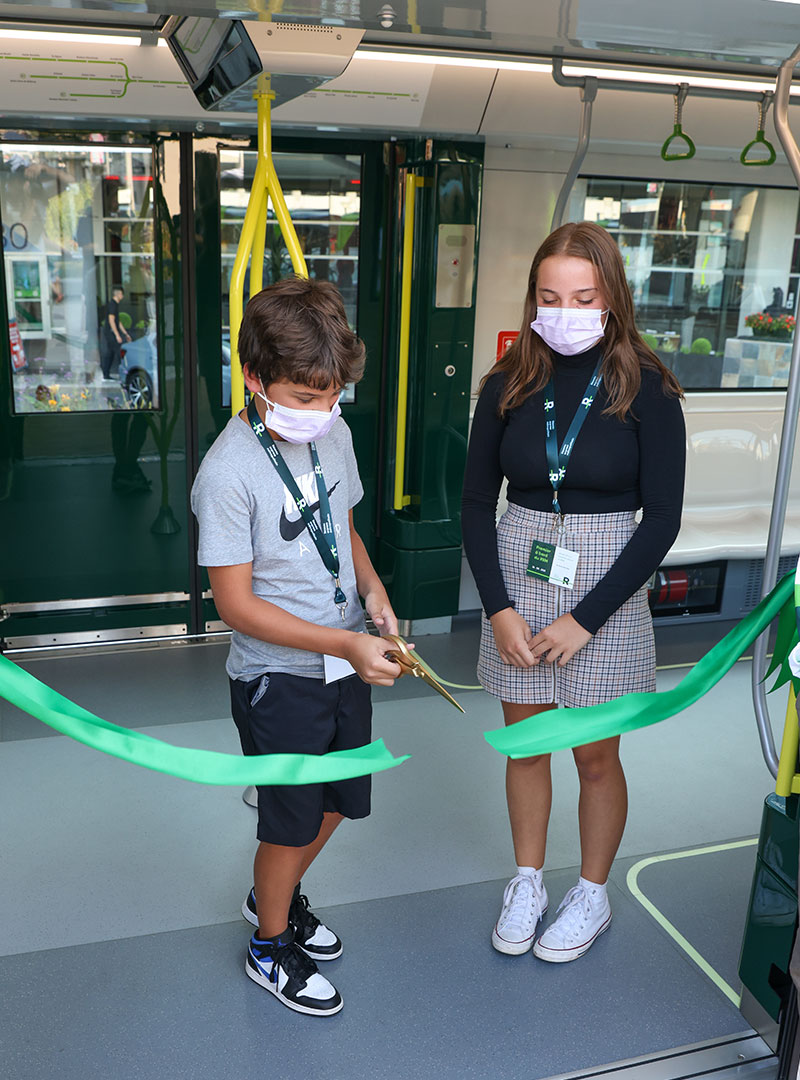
[0,620,787,1078]
[0,870,750,1080]
[623,843,759,993]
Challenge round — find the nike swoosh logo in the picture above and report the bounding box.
[279,480,341,541]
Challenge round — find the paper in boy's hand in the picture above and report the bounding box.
[381,635,465,713]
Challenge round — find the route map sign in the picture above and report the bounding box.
[0,44,433,129]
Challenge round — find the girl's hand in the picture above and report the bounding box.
[363,589,400,638]
[529,613,592,667]
[489,607,536,668]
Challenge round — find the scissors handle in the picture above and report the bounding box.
[382,634,418,674]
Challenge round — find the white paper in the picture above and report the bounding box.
[549,546,579,589]
[323,653,356,684]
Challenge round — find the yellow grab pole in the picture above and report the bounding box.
[776,683,799,796]
[229,77,310,415]
[393,172,420,510]
[229,174,266,415]
[250,195,268,298]
[266,159,308,278]
[250,86,270,296]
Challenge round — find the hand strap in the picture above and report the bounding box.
[741,92,776,166]
[661,83,696,161]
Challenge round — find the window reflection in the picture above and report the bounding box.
[1,140,159,412]
[574,178,800,389]
[218,149,362,407]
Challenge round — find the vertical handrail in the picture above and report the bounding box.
[229,139,268,415]
[266,157,308,278]
[550,73,597,233]
[393,172,420,510]
[751,43,800,779]
[229,78,308,415]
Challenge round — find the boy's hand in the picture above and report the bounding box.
[363,589,400,638]
[344,632,404,686]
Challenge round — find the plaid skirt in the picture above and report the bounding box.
[477,505,656,707]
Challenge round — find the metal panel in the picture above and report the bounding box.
[435,224,475,308]
[3,593,190,614]
[3,624,188,649]
[541,1032,774,1080]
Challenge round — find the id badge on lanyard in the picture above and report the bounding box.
[526,536,579,589]
[527,360,603,589]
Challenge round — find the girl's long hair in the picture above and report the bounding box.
[483,221,683,418]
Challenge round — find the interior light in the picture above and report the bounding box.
[354,49,549,73]
[562,64,800,95]
[0,28,141,46]
[354,47,798,95]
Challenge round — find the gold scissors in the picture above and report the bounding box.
[382,634,465,713]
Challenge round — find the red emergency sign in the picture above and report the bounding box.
[496,330,518,362]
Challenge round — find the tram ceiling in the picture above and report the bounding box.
[2,0,800,75]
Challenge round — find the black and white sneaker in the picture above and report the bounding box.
[246,931,343,1017]
[242,885,343,961]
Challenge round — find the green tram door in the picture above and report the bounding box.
[378,142,483,626]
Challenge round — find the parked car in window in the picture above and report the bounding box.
[118,332,158,409]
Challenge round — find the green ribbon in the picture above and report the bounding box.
[765,581,800,694]
[0,654,408,785]
[485,571,795,759]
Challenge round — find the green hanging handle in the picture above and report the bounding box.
[740,92,776,166]
[661,83,696,161]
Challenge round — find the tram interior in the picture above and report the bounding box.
[2,2,800,1079]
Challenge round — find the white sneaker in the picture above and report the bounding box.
[533,883,611,962]
[491,873,548,955]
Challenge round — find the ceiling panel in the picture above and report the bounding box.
[0,1,799,73]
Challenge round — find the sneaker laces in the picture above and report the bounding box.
[263,939,318,986]
[550,885,593,941]
[291,892,320,938]
[499,874,542,933]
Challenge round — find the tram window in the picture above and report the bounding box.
[573,178,800,390]
[218,148,361,407]
[1,140,160,413]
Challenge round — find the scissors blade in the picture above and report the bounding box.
[382,635,465,713]
[417,667,465,713]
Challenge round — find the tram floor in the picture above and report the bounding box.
[0,622,788,1079]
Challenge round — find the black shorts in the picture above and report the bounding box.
[229,671,372,847]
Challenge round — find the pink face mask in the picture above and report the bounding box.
[257,384,341,444]
[530,307,609,356]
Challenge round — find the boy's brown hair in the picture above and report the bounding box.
[238,275,365,390]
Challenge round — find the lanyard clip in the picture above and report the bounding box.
[333,577,348,620]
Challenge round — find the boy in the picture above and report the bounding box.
[191,276,402,1017]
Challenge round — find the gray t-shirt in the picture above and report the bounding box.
[191,413,367,681]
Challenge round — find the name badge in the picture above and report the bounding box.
[323,653,356,684]
[526,539,579,589]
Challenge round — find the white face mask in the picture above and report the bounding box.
[530,307,609,356]
[257,384,341,444]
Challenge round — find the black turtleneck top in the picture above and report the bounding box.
[461,342,686,634]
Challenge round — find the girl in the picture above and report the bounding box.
[462,222,685,963]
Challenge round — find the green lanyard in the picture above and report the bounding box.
[544,359,603,517]
[247,399,348,620]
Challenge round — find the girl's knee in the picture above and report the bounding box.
[573,745,621,783]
